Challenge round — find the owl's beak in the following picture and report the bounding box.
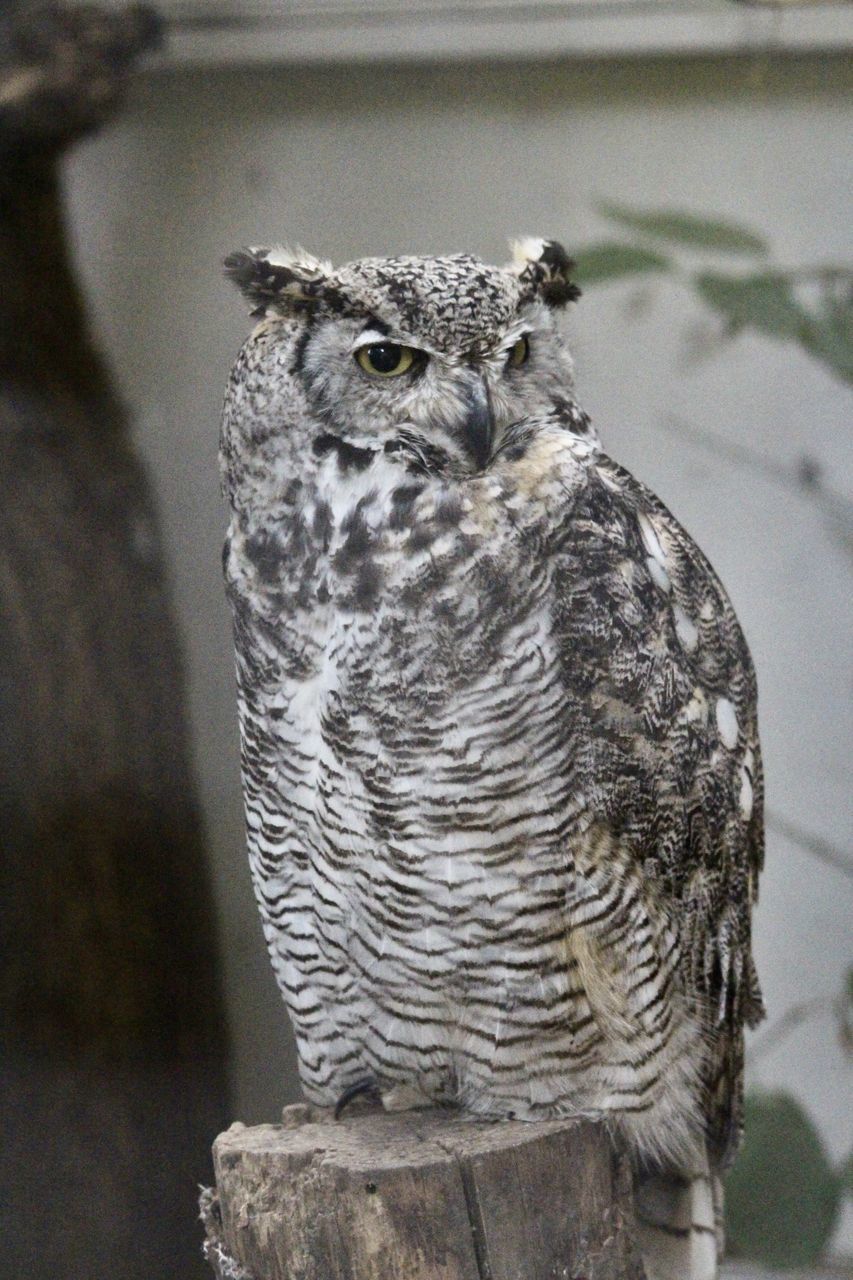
[460,375,495,471]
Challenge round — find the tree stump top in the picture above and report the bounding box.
[207,1105,647,1280]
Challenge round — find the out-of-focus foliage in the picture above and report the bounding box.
[723,957,853,1262]
[842,965,853,1055]
[695,269,853,385]
[571,205,853,386]
[694,271,811,342]
[726,1091,842,1267]
[570,243,669,284]
[597,200,769,254]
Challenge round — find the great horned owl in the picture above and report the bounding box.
[220,240,764,1280]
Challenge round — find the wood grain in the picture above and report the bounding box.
[206,1107,647,1280]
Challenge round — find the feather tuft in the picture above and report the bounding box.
[223,245,333,315]
[509,236,581,308]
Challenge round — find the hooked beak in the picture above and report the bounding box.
[460,375,495,471]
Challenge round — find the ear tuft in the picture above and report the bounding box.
[224,246,333,317]
[510,237,581,308]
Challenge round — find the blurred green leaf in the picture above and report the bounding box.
[694,271,810,340]
[841,1147,853,1196]
[695,271,853,385]
[578,203,853,384]
[571,242,670,285]
[839,964,853,1053]
[599,201,768,254]
[726,1090,840,1267]
[799,294,853,386]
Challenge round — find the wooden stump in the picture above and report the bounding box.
[203,1104,647,1280]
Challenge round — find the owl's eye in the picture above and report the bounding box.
[507,335,530,368]
[356,342,416,378]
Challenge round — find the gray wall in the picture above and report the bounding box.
[64,50,852,1249]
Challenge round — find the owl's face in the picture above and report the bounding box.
[224,240,582,482]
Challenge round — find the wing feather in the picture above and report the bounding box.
[553,451,764,1167]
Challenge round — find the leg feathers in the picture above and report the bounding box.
[634,1153,722,1280]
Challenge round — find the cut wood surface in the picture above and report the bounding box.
[205,1104,647,1280]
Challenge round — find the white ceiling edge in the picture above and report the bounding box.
[140,2,853,68]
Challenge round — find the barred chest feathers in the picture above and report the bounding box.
[226,426,702,1165]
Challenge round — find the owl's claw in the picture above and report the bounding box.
[334,1078,381,1119]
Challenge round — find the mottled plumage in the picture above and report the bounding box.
[220,240,764,1280]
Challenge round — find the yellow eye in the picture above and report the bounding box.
[356,342,416,378]
[507,335,530,368]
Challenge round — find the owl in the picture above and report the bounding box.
[220,240,764,1280]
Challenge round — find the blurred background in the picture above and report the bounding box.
[2,1,851,1275]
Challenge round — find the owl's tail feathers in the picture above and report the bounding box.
[634,1155,723,1280]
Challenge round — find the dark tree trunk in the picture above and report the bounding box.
[0,8,230,1277]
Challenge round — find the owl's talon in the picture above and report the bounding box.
[334,1079,381,1119]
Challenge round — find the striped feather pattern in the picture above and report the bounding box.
[220,247,764,1280]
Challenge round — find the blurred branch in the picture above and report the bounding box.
[767,811,853,884]
[0,3,162,156]
[748,996,829,1063]
[0,5,162,408]
[748,967,853,1066]
[661,415,853,557]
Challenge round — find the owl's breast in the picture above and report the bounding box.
[228,453,712,1147]
[232,457,580,853]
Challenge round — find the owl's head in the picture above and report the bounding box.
[223,240,582,483]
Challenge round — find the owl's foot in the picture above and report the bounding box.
[334,1078,382,1119]
[379,1082,434,1112]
